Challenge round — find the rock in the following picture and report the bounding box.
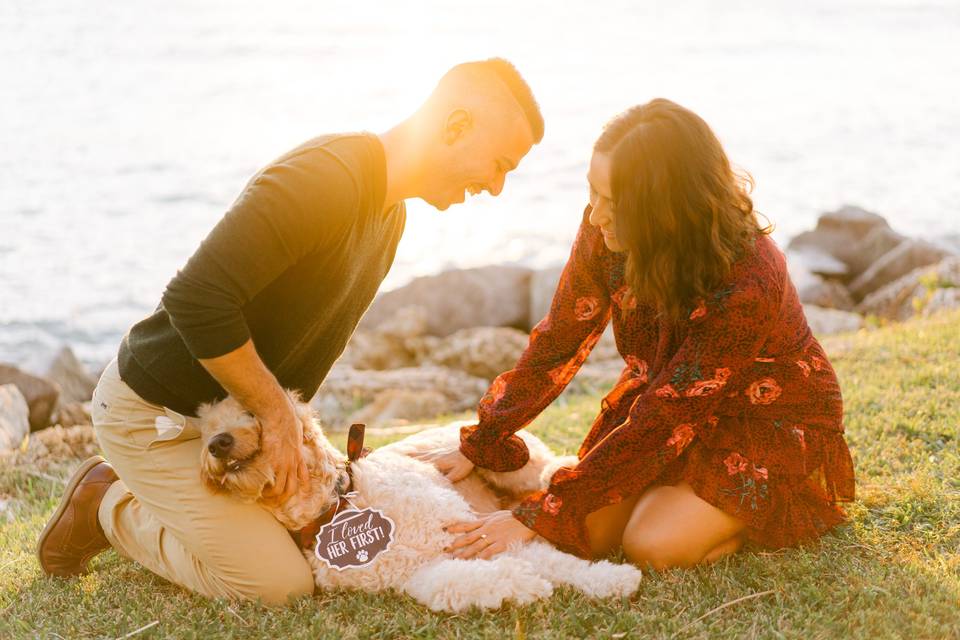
[0,364,60,431]
[342,330,418,370]
[55,401,92,428]
[361,266,533,337]
[787,206,894,274]
[349,389,453,427]
[856,256,960,321]
[22,346,98,405]
[342,307,430,370]
[375,305,429,339]
[0,384,30,450]
[785,251,855,310]
[311,364,488,430]
[802,305,864,336]
[932,233,960,256]
[588,325,620,363]
[923,288,960,316]
[529,265,564,329]
[787,247,849,279]
[7,424,99,470]
[845,225,906,278]
[574,359,625,389]
[848,239,951,301]
[794,276,856,311]
[411,327,530,380]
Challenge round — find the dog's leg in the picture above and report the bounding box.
[401,556,553,613]
[477,448,579,498]
[504,540,642,599]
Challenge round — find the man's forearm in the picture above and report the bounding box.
[198,339,291,419]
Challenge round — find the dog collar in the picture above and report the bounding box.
[289,423,371,549]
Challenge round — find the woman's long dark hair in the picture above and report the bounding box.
[595,99,771,321]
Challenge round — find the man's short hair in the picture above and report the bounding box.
[444,58,545,144]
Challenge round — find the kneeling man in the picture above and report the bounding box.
[37,58,543,604]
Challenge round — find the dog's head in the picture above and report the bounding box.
[197,392,350,520]
[197,396,276,500]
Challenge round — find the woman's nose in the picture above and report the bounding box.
[489,173,506,197]
[588,201,609,227]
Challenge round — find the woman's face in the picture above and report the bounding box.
[586,152,624,252]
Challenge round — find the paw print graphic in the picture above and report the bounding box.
[356,549,369,563]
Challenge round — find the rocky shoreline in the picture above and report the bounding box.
[2,205,958,456]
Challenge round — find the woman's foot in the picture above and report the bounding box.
[37,455,118,577]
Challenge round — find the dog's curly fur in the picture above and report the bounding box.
[198,391,641,612]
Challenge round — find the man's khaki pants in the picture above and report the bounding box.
[91,359,314,604]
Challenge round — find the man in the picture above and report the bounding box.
[37,58,543,604]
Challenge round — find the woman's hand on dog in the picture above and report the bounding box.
[417,448,475,482]
[442,510,536,560]
[258,400,310,503]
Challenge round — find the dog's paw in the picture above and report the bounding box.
[573,560,642,598]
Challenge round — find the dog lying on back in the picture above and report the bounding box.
[197,391,641,612]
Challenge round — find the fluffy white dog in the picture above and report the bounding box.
[198,392,641,612]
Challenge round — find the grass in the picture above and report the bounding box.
[2,311,959,639]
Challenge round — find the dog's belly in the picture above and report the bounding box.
[451,475,504,513]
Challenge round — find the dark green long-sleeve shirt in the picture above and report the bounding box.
[117,132,406,416]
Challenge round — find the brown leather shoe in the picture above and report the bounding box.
[37,455,118,577]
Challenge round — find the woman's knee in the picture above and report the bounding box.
[621,529,695,571]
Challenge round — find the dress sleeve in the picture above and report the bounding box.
[459,207,612,472]
[512,268,781,558]
[162,152,357,359]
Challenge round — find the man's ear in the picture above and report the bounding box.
[443,108,472,145]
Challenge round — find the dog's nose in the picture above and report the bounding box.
[208,433,234,459]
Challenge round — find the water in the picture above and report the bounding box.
[2,0,959,369]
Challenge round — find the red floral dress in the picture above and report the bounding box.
[459,207,856,559]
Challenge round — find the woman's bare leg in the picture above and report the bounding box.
[621,481,746,570]
[584,493,642,557]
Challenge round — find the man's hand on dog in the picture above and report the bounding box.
[416,448,474,482]
[259,400,310,503]
[442,510,536,560]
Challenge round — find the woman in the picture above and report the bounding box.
[428,99,855,569]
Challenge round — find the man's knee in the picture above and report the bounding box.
[230,558,315,606]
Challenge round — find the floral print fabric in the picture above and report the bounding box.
[459,206,856,559]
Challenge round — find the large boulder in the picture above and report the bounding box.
[55,401,92,428]
[360,266,533,337]
[0,384,30,450]
[787,205,895,275]
[923,288,960,317]
[858,257,960,321]
[409,327,530,380]
[787,247,849,279]
[21,346,97,405]
[844,225,906,278]
[786,254,855,310]
[342,307,429,371]
[802,305,864,336]
[0,364,60,431]
[341,330,418,370]
[349,389,453,428]
[529,265,564,329]
[790,272,856,310]
[311,364,488,430]
[848,239,952,301]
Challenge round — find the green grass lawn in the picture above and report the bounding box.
[2,312,958,639]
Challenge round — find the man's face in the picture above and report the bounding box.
[425,108,535,211]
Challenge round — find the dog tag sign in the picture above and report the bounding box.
[313,508,395,570]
